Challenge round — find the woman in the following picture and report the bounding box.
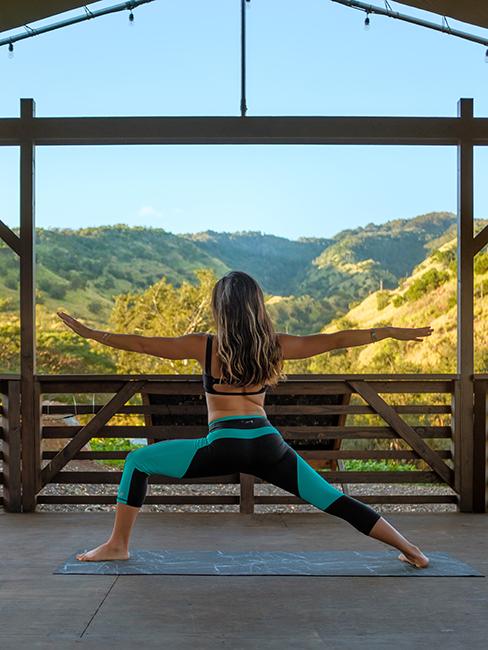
[57,270,432,568]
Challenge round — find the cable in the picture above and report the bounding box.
[0,0,156,49]
[331,0,488,49]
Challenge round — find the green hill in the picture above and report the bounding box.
[0,211,465,335]
[319,229,488,375]
[1,211,487,374]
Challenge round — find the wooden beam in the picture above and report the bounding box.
[473,380,488,512]
[239,474,255,514]
[1,113,488,146]
[40,379,146,486]
[19,98,38,513]
[0,381,22,512]
[473,223,488,256]
[347,380,454,486]
[457,98,476,512]
[0,219,20,256]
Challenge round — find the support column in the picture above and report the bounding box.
[19,98,39,512]
[1,381,22,512]
[456,98,475,512]
[473,380,487,512]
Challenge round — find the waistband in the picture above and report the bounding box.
[208,414,271,433]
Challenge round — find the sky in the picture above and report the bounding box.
[1,0,488,240]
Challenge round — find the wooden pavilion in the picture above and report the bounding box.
[0,1,487,514]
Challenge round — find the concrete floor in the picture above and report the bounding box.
[0,510,487,650]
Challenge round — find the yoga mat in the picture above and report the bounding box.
[54,550,483,577]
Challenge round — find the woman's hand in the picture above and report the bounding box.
[57,311,94,339]
[390,326,434,342]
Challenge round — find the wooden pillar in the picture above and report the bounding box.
[473,379,487,512]
[456,98,475,512]
[239,473,255,514]
[19,98,40,512]
[0,381,22,512]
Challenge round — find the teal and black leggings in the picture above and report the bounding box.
[116,414,381,535]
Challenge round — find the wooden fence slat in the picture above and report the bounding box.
[473,380,487,512]
[239,473,255,513]
[37,495,241,505]
[40,380,146,486]
[348,380,454,486]
[41,449,452,461]
[38,378,455,395]
[39,403,452,415]
[0,381,22,511]
[47,470,441,484]
[40,424,452,439]
[45,471,239,484]
[35,494,457,505]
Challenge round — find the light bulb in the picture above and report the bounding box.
[485,48,488,63]
[364,14,371,30]
[129,11,134,25]
[8,42,14,59]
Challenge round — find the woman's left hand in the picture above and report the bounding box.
[57,311,93,339]
[391,326,434,342]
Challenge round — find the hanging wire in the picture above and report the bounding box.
[442,16,453,35]
[330,0,488,49]
[0,0,155,49]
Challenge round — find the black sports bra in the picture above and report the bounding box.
[202,334,267,396]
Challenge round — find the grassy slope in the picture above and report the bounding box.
[321,233,488,374]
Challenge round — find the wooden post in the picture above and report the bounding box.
[239,473,255,514]
[0,381,22,512]
[473,379,487,513]
[19,98,39,512]
[450,379,462,497]
[457,98,475,512]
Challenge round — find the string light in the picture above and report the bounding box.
[485,48,488,63]
[8,42,13,59]
[0,0,155,51]
[331,0,488,57]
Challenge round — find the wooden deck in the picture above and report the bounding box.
[0,511,486,649]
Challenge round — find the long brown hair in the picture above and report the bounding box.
[211,271,286,388]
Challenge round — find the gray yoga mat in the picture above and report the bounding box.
[54,550,483,577]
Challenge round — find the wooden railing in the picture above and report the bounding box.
[1,373,487,513]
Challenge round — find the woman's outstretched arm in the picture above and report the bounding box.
[278,326,433,360]
[56,311,203,360]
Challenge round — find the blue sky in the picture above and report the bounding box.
[1,0,487,240]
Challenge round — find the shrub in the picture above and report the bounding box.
[88,300,103,314]
[4,274,17,290]
[89,438,145,469]
[392,294,406,307]
[342,459,418,472]
[474,252,488,275]
[376,290,391,311]
[403,268,450,302]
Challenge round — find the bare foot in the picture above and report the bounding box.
[76,541,129,562]
[398,544,429,569]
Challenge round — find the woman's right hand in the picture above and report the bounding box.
[57,311,93,339]
[390,326,434,342]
